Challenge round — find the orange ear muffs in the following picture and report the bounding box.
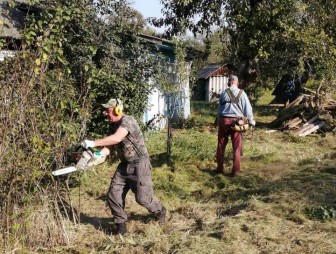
[114,99,122,116]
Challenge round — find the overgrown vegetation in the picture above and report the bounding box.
[0,0,158,249]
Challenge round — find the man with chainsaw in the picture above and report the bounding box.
[81,98,166,236]
[217,75,255,177]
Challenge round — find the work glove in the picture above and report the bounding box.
[81,140,95,149]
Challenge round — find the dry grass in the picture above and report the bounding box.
[4,96,336,254]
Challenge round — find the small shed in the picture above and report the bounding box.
[196,64,230,102]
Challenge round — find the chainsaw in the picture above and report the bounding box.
[52,147,106,176]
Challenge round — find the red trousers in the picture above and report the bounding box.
[216,117,242,175]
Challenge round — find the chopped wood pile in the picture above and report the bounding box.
[270,88,336,136]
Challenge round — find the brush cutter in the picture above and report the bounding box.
[52,146,106,176]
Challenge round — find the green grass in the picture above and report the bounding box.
[257,89,274,105]
[8,96,336,254]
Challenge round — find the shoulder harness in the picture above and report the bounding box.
[225,88,244,104]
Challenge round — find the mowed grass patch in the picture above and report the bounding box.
[44,99,336,254]
[170,129,217,162]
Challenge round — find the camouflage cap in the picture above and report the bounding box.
[102,98,123,109]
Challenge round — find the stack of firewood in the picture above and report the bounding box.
[270,88,336,136]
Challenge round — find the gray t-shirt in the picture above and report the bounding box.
[111,115,149,162]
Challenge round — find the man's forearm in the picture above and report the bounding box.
[93,127,128,147]
[94,135,122,147]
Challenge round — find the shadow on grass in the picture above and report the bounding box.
[150,152,170,168]
[254,104,283,129]
[268,167,336,207]
[77,209,158,234]
[79,213,113,233]
[217,203,249,217]
[208,232,224,240]
[254,104,283,117]
[78,212,156,235]
[255,121,273,129]
[187,163,336,220]
[57,194,160,235]
[322,166,336,175]
[199,167,218,177]
[56,198,114,233]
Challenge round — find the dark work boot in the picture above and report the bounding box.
[216,168,224,175]
[115,222,127,236]
[155,206,167,224]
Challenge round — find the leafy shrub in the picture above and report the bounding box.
[0,0,157,249]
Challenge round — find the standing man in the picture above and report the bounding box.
[217,75,256,177]
[81,98,166,236]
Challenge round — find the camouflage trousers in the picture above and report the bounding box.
[107,157,163,224]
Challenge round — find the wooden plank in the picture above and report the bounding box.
[302,114,319,126]
[270,111,299,128]
[294,120,318,136]
[302,87,316,95]
[298,121,325,137]
[285,95,304,108]
[284,117,302,129]
[265,130,278,133]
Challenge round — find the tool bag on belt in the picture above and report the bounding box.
[232,117,249,132]
[225,88,250,132]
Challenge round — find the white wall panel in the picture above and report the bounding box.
[207,76,228,102]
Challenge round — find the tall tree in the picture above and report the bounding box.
[152,0,336,92]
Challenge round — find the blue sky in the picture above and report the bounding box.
[131,0,165,32]
[131,0,163,19]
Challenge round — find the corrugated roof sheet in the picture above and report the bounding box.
[197,64,226,79]
[139,33,175,46]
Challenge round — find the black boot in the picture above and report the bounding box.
[155,206,167,224]
[115,222,127,236]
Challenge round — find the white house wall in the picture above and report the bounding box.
[143,62,191,130]
[182,86,190,119]
[0,50,15,61]
[143,85,166,130]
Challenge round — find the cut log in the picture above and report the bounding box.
[297,121,325,137]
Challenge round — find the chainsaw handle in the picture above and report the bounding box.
[87,147,95,156]
[75,144,82,152]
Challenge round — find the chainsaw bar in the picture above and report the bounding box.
[52,166,78,176]
[52,147,106,176]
